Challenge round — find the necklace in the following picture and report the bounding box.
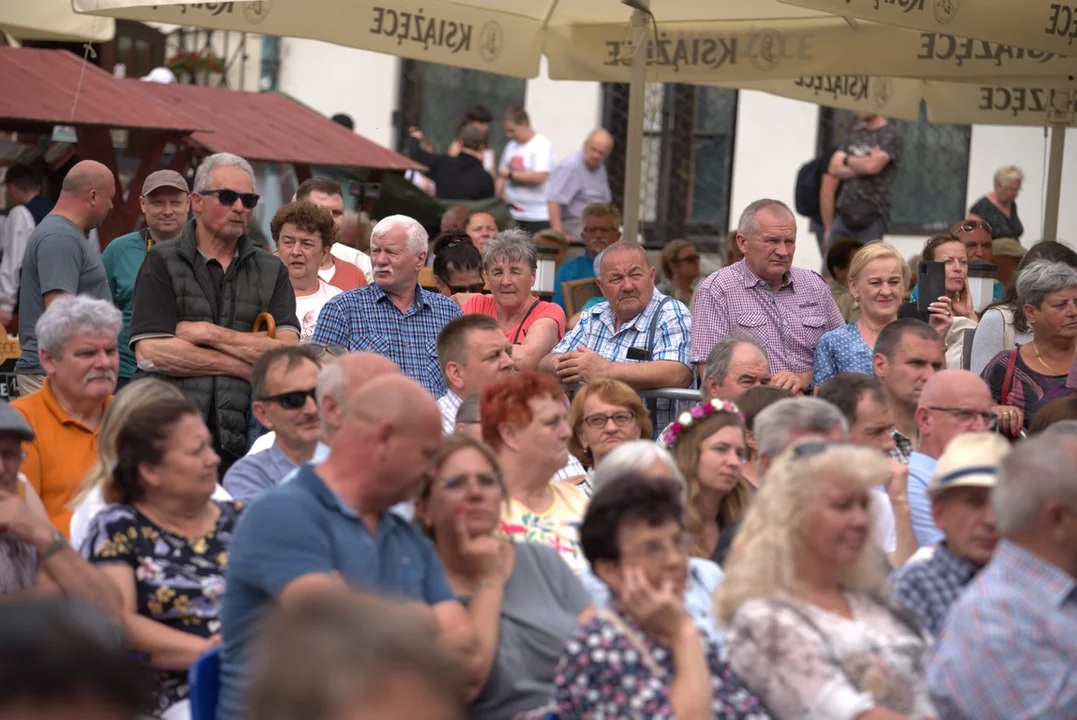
[1032,341,1069,375]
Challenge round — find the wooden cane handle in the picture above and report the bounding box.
[252,312,276,339]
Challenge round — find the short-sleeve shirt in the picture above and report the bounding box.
[16,214,111,374]
[813,322,874,386]
[550,254,597,308]
[101,229,153,379]
[835,122,903,227]
[463,294,566,345]
[499,134,555,221]
[690,261,844,374]
[969,196,1023,240]
[294,280,342,342]
[499,481,590,575]
[217,463,454,720]
[469,542,592,720]
[310,283,462,397]
[981,346,1068,428]
[544,150,612,221]
[221,444,298,503]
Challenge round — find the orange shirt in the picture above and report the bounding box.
[12,380,110,538]
[326,256,367,292]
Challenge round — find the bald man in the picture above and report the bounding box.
[907,369,995,546]
[219,367,490,720]
[15,161,115,395]
[546,128,614,241]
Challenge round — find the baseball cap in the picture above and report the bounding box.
[927,432,1010,497]
[992,238,1026,259]
[142,170,189,197]
[0,401,33,441]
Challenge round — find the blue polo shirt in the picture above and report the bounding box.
[217,463,453,720]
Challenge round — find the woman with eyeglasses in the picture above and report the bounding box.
[980,259,1077,435]
[415,434,594,720]
[566,380,652,493]
[539,472,771,719]
[717,440,936,720]
[462,230,565,371]
[968,165,1024,240]
[662,400,753,566]
[432,231,485,298]
[82,393,241,719]
[658,239,702,306]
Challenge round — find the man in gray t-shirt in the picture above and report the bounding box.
[15,162,114,388]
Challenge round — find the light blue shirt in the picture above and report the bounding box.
[812,322,874,387]
[908,451,942,546]
[223,443,325,503]
[578,557,724,641]
[551,254,597,308]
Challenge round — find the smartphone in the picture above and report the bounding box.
[917,261,947,316]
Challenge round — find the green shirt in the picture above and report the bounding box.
[101,230,152,379]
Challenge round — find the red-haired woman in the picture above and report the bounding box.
[481,371,589,573]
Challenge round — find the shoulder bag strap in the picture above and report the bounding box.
[511,298,542,345]
[645,296,673,354]
[597,608,666,678]
[1000,346,1019,407]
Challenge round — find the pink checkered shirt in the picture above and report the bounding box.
[690,260,844,373]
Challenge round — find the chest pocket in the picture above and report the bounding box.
[799,314,827,330]
[736,312,768,329]
[353,331,392,356]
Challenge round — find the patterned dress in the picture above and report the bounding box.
[548,608,772,718]
[499,482,589,574]
[82,501,243,714]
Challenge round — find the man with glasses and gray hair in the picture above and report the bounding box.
[128,152,300,476]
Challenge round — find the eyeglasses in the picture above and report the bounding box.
[582,411,635,429]
[449,282,487,294]
[927,406,997,428]
[307,343,348,359]
[956,220,992,236]
[625,531,693,562]
[259,388,317,410]
[441,472,501,491]
[790,441,848,459]
[582,225,619,235]
[199,188,260,209]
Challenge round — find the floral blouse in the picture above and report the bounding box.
[82,501,243,714]
[548,608,772,719]
[724,591,936,720]
[499,481,589,574]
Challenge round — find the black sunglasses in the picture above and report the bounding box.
[259,388,317,410]
[449,282,487,294]
[199,188,260,209]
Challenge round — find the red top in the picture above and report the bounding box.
[464,294,566,344]
[326,256,367,292]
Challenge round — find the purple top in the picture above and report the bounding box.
[545,150,612,220]
[690,260,844,373]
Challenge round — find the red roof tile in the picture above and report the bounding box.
[134,82,423,172]
[0,48,201,132]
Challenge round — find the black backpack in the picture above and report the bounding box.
[794,147,838,220]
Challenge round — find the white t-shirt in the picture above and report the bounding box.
[499,134,555,221]
[872,487,896,554]
[295,280,343,342]
[330,242,372,283]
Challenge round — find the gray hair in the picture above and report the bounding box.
[754,397,849,461]
[36,295,121,357]
[994,435,1077,535]
[482,228,536,272]
[994,165,1024,188]
[597,241,649,276]
[703,333,766,385]
[1041,420,1077,438]
[590,440,687,504]
[192,152,255,192]
[1016,259,1077,310]
[737,198,793,239]
[371,214,428,255]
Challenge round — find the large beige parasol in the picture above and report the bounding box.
[1,0,114,43]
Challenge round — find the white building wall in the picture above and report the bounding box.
[524,58,604,162]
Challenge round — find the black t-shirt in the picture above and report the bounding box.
[406,138,496,201]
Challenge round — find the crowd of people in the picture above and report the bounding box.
[1,114,1077,720]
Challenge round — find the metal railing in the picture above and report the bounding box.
[638,387,702,402]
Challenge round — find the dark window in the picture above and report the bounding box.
[818,106,971,235]
[603,83,737,252]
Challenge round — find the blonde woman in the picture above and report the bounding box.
[814,243,952,386]
[68,378,232,549]
[969,165,1024,240]
[662,399,752,563]
[717,441,936,719]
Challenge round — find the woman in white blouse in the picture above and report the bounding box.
[717,440,937,720]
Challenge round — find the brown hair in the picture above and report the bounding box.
[503,106,530,125]
[295,177,343,202]
[567,379,652,466]
[669,412,752,558]
[921,231,964,262]
[416,434,508,540]
[1029,396,1077,435]
[270,201,335,248]
[581,202,621,226]
[660,239,695,279]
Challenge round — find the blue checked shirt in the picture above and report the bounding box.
[927,540,1077,719]
[552,290,692,432]
[890,542,980,638]
[311,283,462,396]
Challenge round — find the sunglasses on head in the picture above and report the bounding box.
[449,282,487,294]
[307,343,348,359]
[199,188,260,210]
[260,387,317,410]
[956,220,992,236]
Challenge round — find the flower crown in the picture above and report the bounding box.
[659,399,745,449]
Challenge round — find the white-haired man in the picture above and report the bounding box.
[312,214,463,396]
[129,152,300,475]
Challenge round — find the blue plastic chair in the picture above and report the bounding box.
[188,646,221,720]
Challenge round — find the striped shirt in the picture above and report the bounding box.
[311,283,462,397]
[552,290,692,430]
[927,540,1077,719]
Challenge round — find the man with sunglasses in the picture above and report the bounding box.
[907,369,995,547]
[129,152,300,476]
[223,346,325,503]
[953,218,1004,302]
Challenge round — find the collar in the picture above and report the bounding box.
[908,451,937,470]
[298,463,365,521]
[440,390,462,408]
[370,282,428,309]
[933,542,982,584]
[39,379,111,432]
[592,289,667,334]
[736,259,792,291]
[992,539,1077,609]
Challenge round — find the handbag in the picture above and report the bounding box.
[999,346,1019,407]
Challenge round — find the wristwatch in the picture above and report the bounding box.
[39,527,67,561]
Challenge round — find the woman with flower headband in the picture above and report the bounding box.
[717,440,936,720]
[661,399,753,565]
